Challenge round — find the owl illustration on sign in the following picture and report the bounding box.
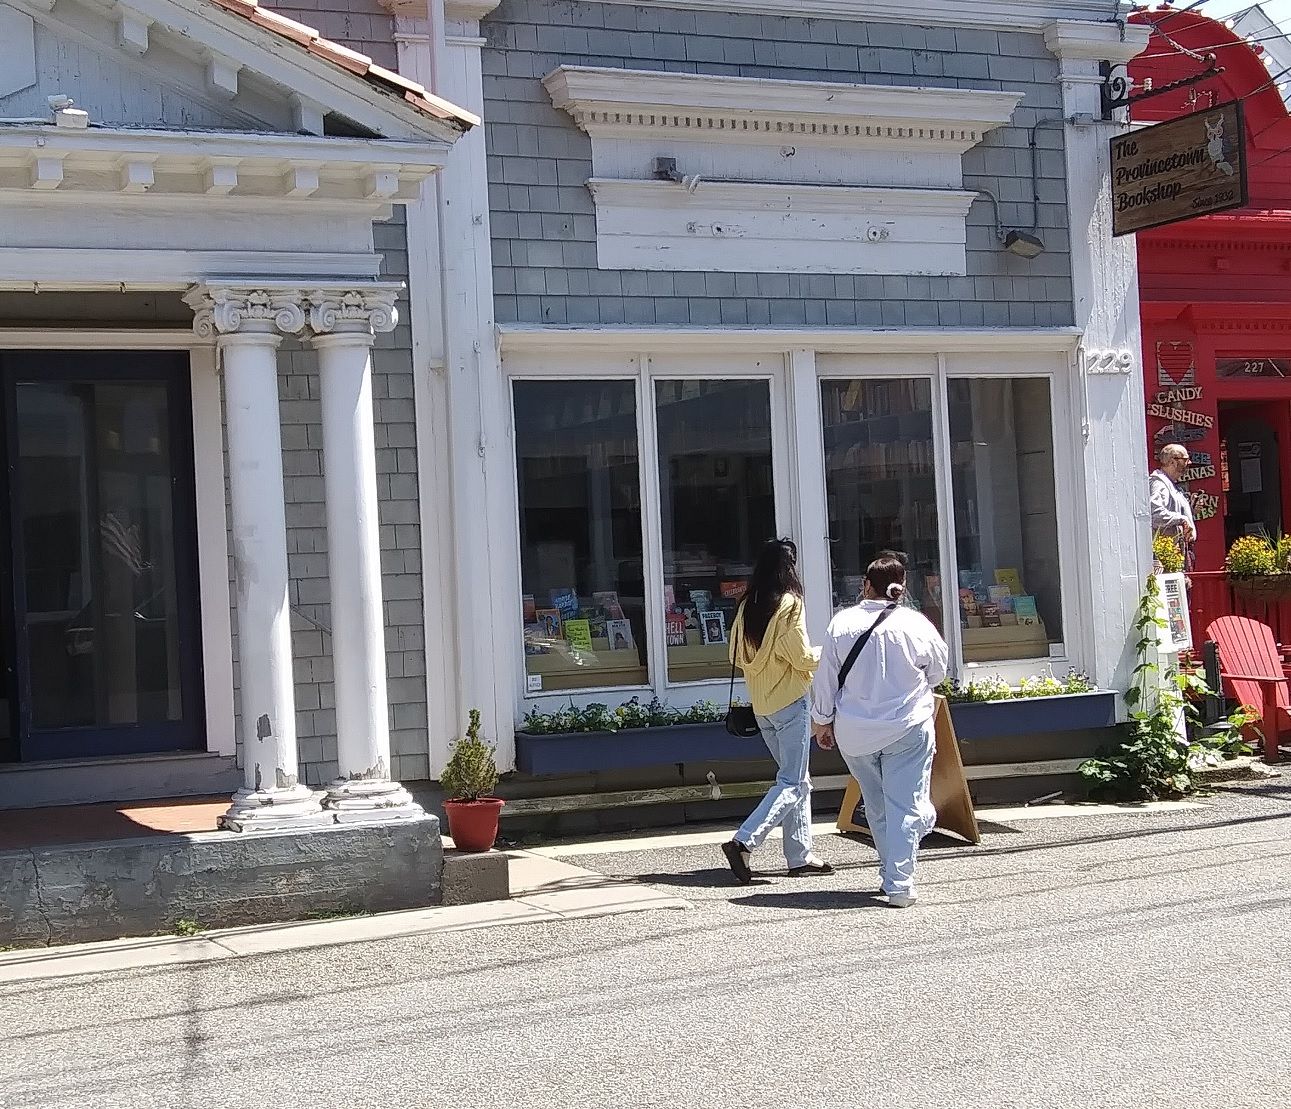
[1205,116,1235,177]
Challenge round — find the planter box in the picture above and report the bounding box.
[514,721,766,777]
[948,691,1118,741]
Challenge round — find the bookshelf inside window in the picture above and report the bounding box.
[514,380,650,692]
[656,379,775,682]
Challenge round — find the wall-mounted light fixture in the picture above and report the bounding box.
[977,190,1046,259]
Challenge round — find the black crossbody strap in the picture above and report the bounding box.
[837,603,897,690]
[727,624,741,711]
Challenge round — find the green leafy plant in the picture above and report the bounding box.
[1153,533,1184,574]
[440,709,499,800]
[1226,535,1277,577]
[520,697,725,735]
[173,919,203,937]
[1079,577,1258,802]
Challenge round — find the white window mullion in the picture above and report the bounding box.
[638,355,669,702]
[787,348,832,643]
[932,353,964,677]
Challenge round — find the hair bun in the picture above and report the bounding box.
[886,583,905,601]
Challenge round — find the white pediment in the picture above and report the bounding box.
[2,0,466,141]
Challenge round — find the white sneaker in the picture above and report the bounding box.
[886,891,918,909]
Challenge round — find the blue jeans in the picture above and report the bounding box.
[841,719,936,896]
[736,696,813,868]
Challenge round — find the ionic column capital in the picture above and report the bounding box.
[184,284,309,342]
[307,286,401,339]
[185,282,403,343]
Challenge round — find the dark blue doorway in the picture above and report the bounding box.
[0,350,205,761]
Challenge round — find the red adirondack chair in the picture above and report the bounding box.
[1206,616,1288,763]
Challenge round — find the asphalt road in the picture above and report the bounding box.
[2,781,1290,1109]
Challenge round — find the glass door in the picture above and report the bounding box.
[0,351,205,760]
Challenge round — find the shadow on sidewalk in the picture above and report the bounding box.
[731,890,886,911]
[634,867,773,889]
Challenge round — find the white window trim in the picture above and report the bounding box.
[0,328,236,757]
[504,335,1092,721]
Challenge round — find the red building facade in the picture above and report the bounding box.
[1133,8,1291,571]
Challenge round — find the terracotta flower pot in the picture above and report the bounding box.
[443,797,505,853]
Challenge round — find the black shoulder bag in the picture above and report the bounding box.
[837,603,899,690]
[724,626,761,738]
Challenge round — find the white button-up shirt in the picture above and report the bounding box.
[811,600,949,758]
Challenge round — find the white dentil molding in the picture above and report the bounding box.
[589,0,1134,33]
[544,66,1023,153]
[0,124,448,203]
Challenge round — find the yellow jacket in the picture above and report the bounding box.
[729,593,820,717]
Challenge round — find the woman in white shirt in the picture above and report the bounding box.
[811,555,949,908]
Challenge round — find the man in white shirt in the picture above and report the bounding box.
[1150,443,1197,546]
[812,556,949,907]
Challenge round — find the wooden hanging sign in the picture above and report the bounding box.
[1111,101,1248,237]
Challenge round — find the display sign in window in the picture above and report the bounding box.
[513,380,648,692]
[655,379,775,683]
[949,378,1064,663]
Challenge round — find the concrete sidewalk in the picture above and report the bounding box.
[0,847,687,984]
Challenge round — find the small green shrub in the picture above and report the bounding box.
[173,919,203,937]
[441,709,499,800]
[1227,535,1277,577]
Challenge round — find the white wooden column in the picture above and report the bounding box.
[310,288,422,821]
[1044,21,1153,696]
[186,286,328,832]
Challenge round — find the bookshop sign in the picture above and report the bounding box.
[1111,102,1247,237]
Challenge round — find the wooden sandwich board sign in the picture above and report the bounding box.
[1111,101,1248,237]
[836,695,981,845]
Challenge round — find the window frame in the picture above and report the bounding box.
[505,344,1085,717]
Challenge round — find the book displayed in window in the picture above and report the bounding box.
[607,619,635,651]
[563,618,593,652]
[700,610,727,646]
[665,612,687,647]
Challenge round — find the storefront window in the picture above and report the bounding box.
[513,380,647,692]
[822,379,944,631]
[656,380,775,682]
[949,378,1064,662]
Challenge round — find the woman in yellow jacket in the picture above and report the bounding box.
[721,538,831,884]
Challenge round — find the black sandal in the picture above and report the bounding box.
[788,860,835,877]
[721,840,753,885]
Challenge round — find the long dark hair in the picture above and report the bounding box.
[741,538,804,649]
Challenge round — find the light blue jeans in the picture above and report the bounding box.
[841,719,937,896]
[736,695,813,868]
